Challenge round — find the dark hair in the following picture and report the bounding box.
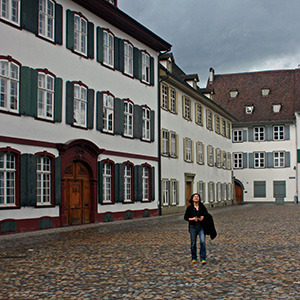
[189,193,202,204]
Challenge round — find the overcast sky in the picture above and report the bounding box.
[119,0,300,87]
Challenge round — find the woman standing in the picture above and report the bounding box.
[184,193,209,264]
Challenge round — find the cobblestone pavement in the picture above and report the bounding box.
[1,204,300,299]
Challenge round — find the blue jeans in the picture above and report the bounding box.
[189,225,206,261]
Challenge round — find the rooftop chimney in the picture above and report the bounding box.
[209,67,214,84]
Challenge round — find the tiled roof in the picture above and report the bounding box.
[205,69,300,124]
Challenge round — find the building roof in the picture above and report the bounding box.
[205,68,300,124]
[72,0,172,52]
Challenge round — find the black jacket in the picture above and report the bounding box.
[184,204,217,240]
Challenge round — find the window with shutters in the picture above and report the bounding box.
[170,132,177,158]
[37,71,54,120]
[38,0,55,41]
[215,115,220,134]
[226,121,231,139]
[103,93,114,133]
[0,0,20,26]
[162,179,169,206]
[274,151,285,168]
[254,126,265,141]
[170,180,177,205]
[142,106,150,141]
[142,166,149,201]
[124,100,133,137]
[216,148,221,168]
[196,141,204,165]
[73,83,87,127]
[170,87,177,113]
[0,150,17,206]
[254,152,265,168]
[208,181,215,202]
[184,138,192,162]
[0,57,19,113]
[207,145,214,166]
[124,41,133,76]
[74,13,88,56]
[198,181,205,203]
[233,153,243,169]
[254,181,266,198]
[142,51,150,84]
[183,96,191,120]
[227,183,232,200]
[221,119,226,137]
[103,30,114,67]
[162,129,169,156]
[273,125,284,141]
[161,83,168,110]
[103,162,112,203]
[216,182,221,202]
[195,103,203,126]
[227,152,231,169]
[222,151,227,169]
[206,109,213,131]
[124,164,132,203]
[36,155,52,205]
[233,129,243,142]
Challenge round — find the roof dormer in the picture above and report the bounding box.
[181,74,199,89]
[159,53,174,72]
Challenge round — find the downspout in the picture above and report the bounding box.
[157,49,171,215]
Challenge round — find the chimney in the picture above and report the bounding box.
[209,67,214,84]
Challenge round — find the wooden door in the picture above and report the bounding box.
[185,182,192,206]
[64,162,91,225]
[235,183,243,204]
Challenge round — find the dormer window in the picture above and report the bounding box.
[245,105,254,114]
[273,104,281,113]
[262,88,270,96]
[230,90,239,98]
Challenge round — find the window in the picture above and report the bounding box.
[162,129,169,156]
[227,183,232,201]
[38,71,54,120]
[226,121,231,139]
[221,119,226,137]
[245,105,254,114]
[103,93,114,133]
[124,41,133,76]
[142,166,149,201]
[124,164,132,202]
[103,162,112,203]
[254,181,266,198]
[233,153,243,169]
[195,103,203,126]
[207,145,214,166]
[208,181,215,203]
[230,90,238,98]
[170,180,177,205]
[124,100,133,137]
[162,179,169,206]
[184,138,193,162]
[215,115,220,134]
[274,151,285,168]
[222,151,227,169]
[170,87,177,113]
[227,152,231,169]
[254,127,265,141]
[74,14,87,56]
[216,182,221,202]
[38,0,55,41]
[196,142,204,165]
[161,84,168,110]
[0,152,16,205]
[262,88,270,96]
[254,152,265,168]
[216,148,221,168]
[0,58,19,113]
[183,96,191,120]
[273,125,284,141]
[37,156,51,205]
[142,52,150,84]
[0,0,20,25]
[170,132,177,158]
[73,84,87,127]
[273,181,286,198]
[142,107,150,141]
[206,109,213,131]
[198,181,205,203]
[233,130,243,142]
[273,104,281,113]
[103,30,114,67]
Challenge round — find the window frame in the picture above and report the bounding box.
[254,152,265,168]
[73,12,88,56]
[183,96,191,120]
[233,129,243,142]
[273,125,284,141]
[142,106,151,141]
[102,159,114,204]
[206,109,213,131]
[207,145,214,167]
[161,83,168,110]
[184,138,193,163]
[274,151,285,168]
[196,141,204,165]
[103,92,114,133]
[123,162,133,203]
[123,99,133,137]
[38,0,55,42]
[103,29,114,68]
[124,40,133,76]
[233,152,243,169]
[0,0,20,26]
[141,164,151,202]
[254,126,265,142]
[141,51,150,84]
[170,179,177,205]
[195,103,203,126]
[162,179,169,206]
[73,82,88,128]
[169,87,177,114]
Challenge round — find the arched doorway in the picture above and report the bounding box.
[234,179,244,205]
[64,161,91,225]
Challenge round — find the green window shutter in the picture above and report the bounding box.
[285,152,290,167]
[114,37,120,70]
[298,149,300,163]
[96,91,104,131]
[254,181,266,198]
[21,0,38,34]
[134,165,142,202]
[151,166,155,201]
[249,153,254,168]
[150,56,155,86]
[55,157,61,205]
[119,39,124,73]
[273,181,286,198]
[87,22,94,59]
[266,152,274,168]
[20,154,29,206]
[119,164,125,203]
[98,161,103,204]
[87,89,95,129]
[285,125,290,140]
[65,81,74,125]
[248,128,254,141]
[176,181,179,205]
[66,10,74,51]
[150,110,155,142]
[30,68,38,118]
[96,27,104,63]
[54,77,62,122]
[114,164,120,203]
[55,3,63,45]
[114,98,124,135]
[133,105,142,139]
[19,66,31,115]
[243,129,248,142]
[265,126,273,141]
[133,47,142,80]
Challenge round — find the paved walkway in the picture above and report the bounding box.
[1,203,300,299]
